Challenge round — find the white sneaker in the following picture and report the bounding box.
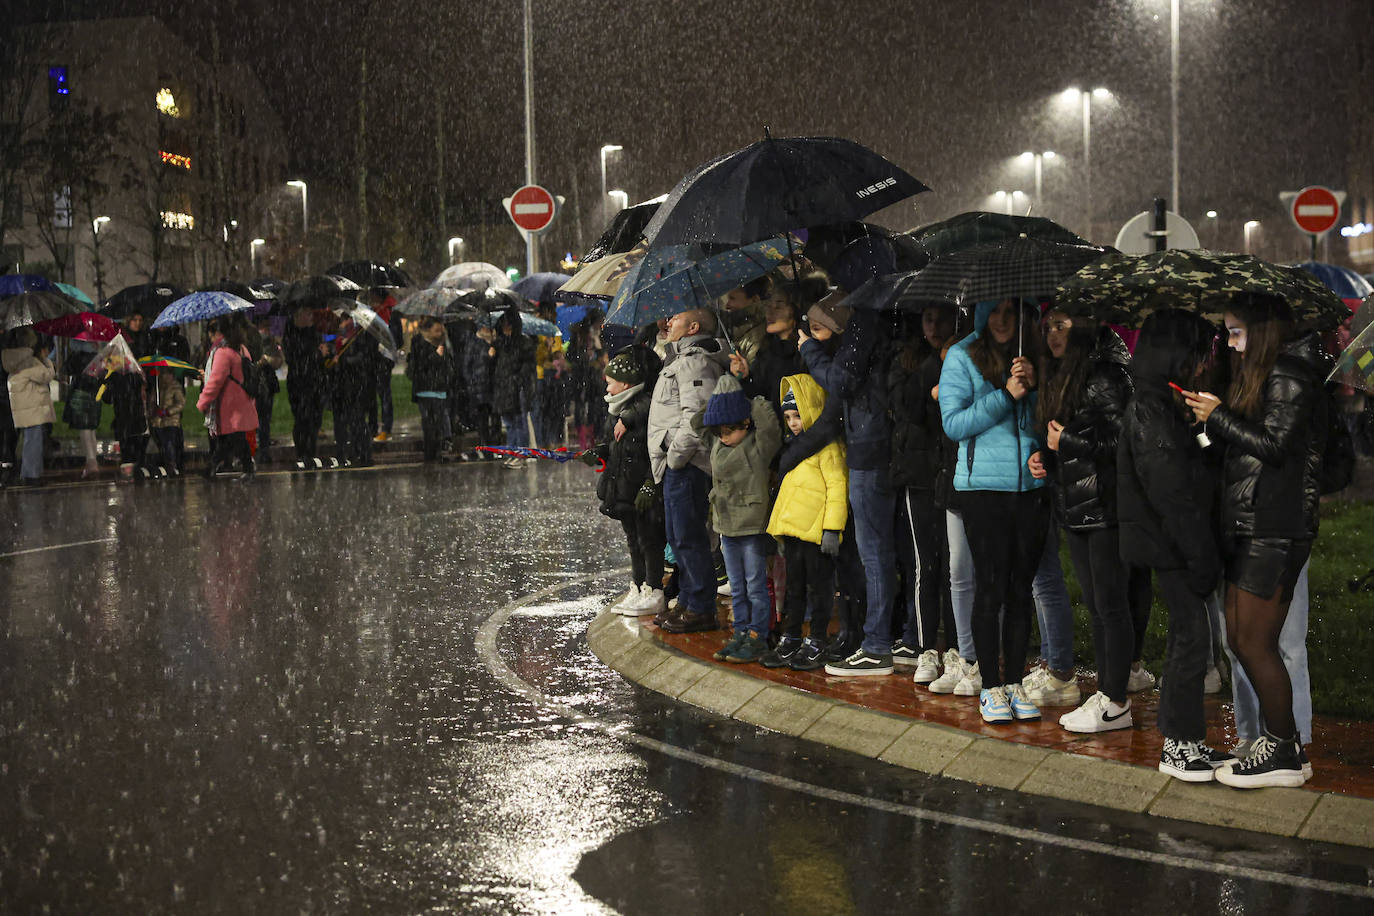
[952,661,982,696]
[1203,665,1222,695]
[609,585,638,611]
[1127,665,1157,693]
[1059,692,1133,733]
[716,580,733,597]
[612,584,649,617]
[926,650,967,693]
[1023,667,1081,707]
[637,587,667,617]
[911,649,941,684]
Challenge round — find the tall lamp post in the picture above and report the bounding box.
[1062,87,1110,238]
[1019,150,1056,214]
[599,144,622,225]
[250,237,265,275]
[1244,220,1260,255]
[448,236,464,265]
[608,189,629,213]
[993,190,1028,216]
[1170,0,1180,213]
[92,215,110,301]
[287,179,308,273]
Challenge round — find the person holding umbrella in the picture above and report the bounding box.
[2,328,56,486]
[1184,293,1327,788]
[282,306,328,468]
[197,317,257,480]
[405,317,455,462]
[489,307,537,467]
[327,312,376,468]
[62,340,104,477]
[938,299,1047,720]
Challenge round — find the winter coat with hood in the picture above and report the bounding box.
[282,321,325,394]
[741,332,802,417]
[2,337,56,428]
[723,302,769,371]
[1205,332,1327,541]
[647,332,730,482]
[888,339,943,489]
[1117,380,1220,594]
[938,301,1045,493]
[800,308,893,471]
[406,333,455,397]
[694,382,781,537]
[1042,327,1133,530]
[490,318,535,416]
[594,381,654,521]
[197,343,258,435]
[767,374,848,545]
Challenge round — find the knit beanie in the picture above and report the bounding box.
[702,373,751,427]
[780,387,798,414]
[604,350,644,385]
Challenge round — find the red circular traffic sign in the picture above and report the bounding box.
[1291,186,1341,235]
[507,184,557,233]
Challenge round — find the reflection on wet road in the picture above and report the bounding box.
[1,464,1371,914]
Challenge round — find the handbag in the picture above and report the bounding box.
[63,388,101,430]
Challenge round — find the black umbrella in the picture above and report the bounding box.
[325,260,414,289]
[451,287,527,313]
[908,211,1095,258]
[581,198,663,264]
[200,281,276,301]
[252,276,288,296]
[640,134,929,248]
[99,283,187,320]
[0,290,83,332]
[278,274,363,313]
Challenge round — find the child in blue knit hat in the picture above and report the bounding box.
[694,374,781,663]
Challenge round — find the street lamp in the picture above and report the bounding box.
[599,144,622,224]
[1018,150,1057,214]
[608,189,629,213]
[287,179,308,273]
[93,215,110,233]
[250,238,265,275]
[1244,220,1260,254]
[91,216,111,301]
[448,236,465,265]
[1061,87,1111,237]
[993,190,1028,216]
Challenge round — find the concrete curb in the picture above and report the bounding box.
[586,608,1374,850]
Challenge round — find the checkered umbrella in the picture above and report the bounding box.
[1057,249,1350,330]
[845,236,1104,312]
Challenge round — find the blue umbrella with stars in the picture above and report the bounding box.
[606,236,793,329]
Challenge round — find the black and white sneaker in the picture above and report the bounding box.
[890,639,920,667]
[1159,739,1223,782]
[1215,734,1305,789]
[824,648,894,677]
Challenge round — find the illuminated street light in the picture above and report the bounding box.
[599,144,623,225]
[1060,87,1111,234]
[287,180,309,273]
[1205,210,1217,219]
[448,236,465,265]
[92,215,110,233]
[1018,151,1057,213]
[608,189,629,212]
[250,238,266,275]
[1244,220,1260,254]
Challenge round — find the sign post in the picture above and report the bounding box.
[503,184,559,278]
[1280,186,1344,261]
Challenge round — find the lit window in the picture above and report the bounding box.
[156,88,181,118]
[160,210,194,230]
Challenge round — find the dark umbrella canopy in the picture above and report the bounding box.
[99,283,187,320]
[1,290,84,331]
[325,260,414,289]
[0,274,55,296]
[581,198,664,264]
[1057,249,1351,330]
[279,275,363,313]
[451,287,527,313]
[909,211,1095,258]
[510,272,573,305]
[251,277,288,296]
[641,134,929,248]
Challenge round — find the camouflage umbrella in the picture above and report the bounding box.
[1056,249,1350,330]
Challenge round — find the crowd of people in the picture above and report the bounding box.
[592,237,1348,792]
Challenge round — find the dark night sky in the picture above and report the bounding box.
[15,0,1358,267]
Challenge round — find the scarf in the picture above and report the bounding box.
[604,382,643,416]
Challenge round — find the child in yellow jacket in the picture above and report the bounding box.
[763,373,848,670]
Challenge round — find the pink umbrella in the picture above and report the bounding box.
[32,310,119,341]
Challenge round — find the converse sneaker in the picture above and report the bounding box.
[1159,739,1216,782]
[891,639,920,667]
[1126,665,1157,693]
[760,636,804,668]
[824,648,895,677]
[636,587,667,617]
[1023,667,1081,707]
[609,584,639,612]
[788,637,826,671]
[927,650,967,694]
[1215,733,1305,789]
[979,686,1013,724]
[1005,683,1041,721]
[1202,664,1222,695]
[952,661,983,696]
[713,632,747,661]
[1059,692,1133,733]
[911,649,941,684]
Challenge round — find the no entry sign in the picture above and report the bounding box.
[1290,186,1341,235]
[505,184,557,234]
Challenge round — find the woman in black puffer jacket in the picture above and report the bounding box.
[1031,314,1139,732]
[1186,292,1326,789]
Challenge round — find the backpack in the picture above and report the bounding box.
[1319,383,1355,495]
[228,351,264,400]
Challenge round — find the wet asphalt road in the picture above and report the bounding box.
[1,463,1372,914]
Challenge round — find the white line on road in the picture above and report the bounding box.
[476,571,1374,902]
[0,536,116,559]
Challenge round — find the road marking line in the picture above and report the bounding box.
[476,571,1374,901]
[0,536,116,559]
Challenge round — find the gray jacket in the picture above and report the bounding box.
[648,333,730,482]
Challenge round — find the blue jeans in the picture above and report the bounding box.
[20,426,44,480]
[850,467,897,656]
[1212,562,1313,744]
[663,466,715,615]
[1033,523,1075,672]
[502,412,530,448]
[946,509,977,662]
[721,533,771,635]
